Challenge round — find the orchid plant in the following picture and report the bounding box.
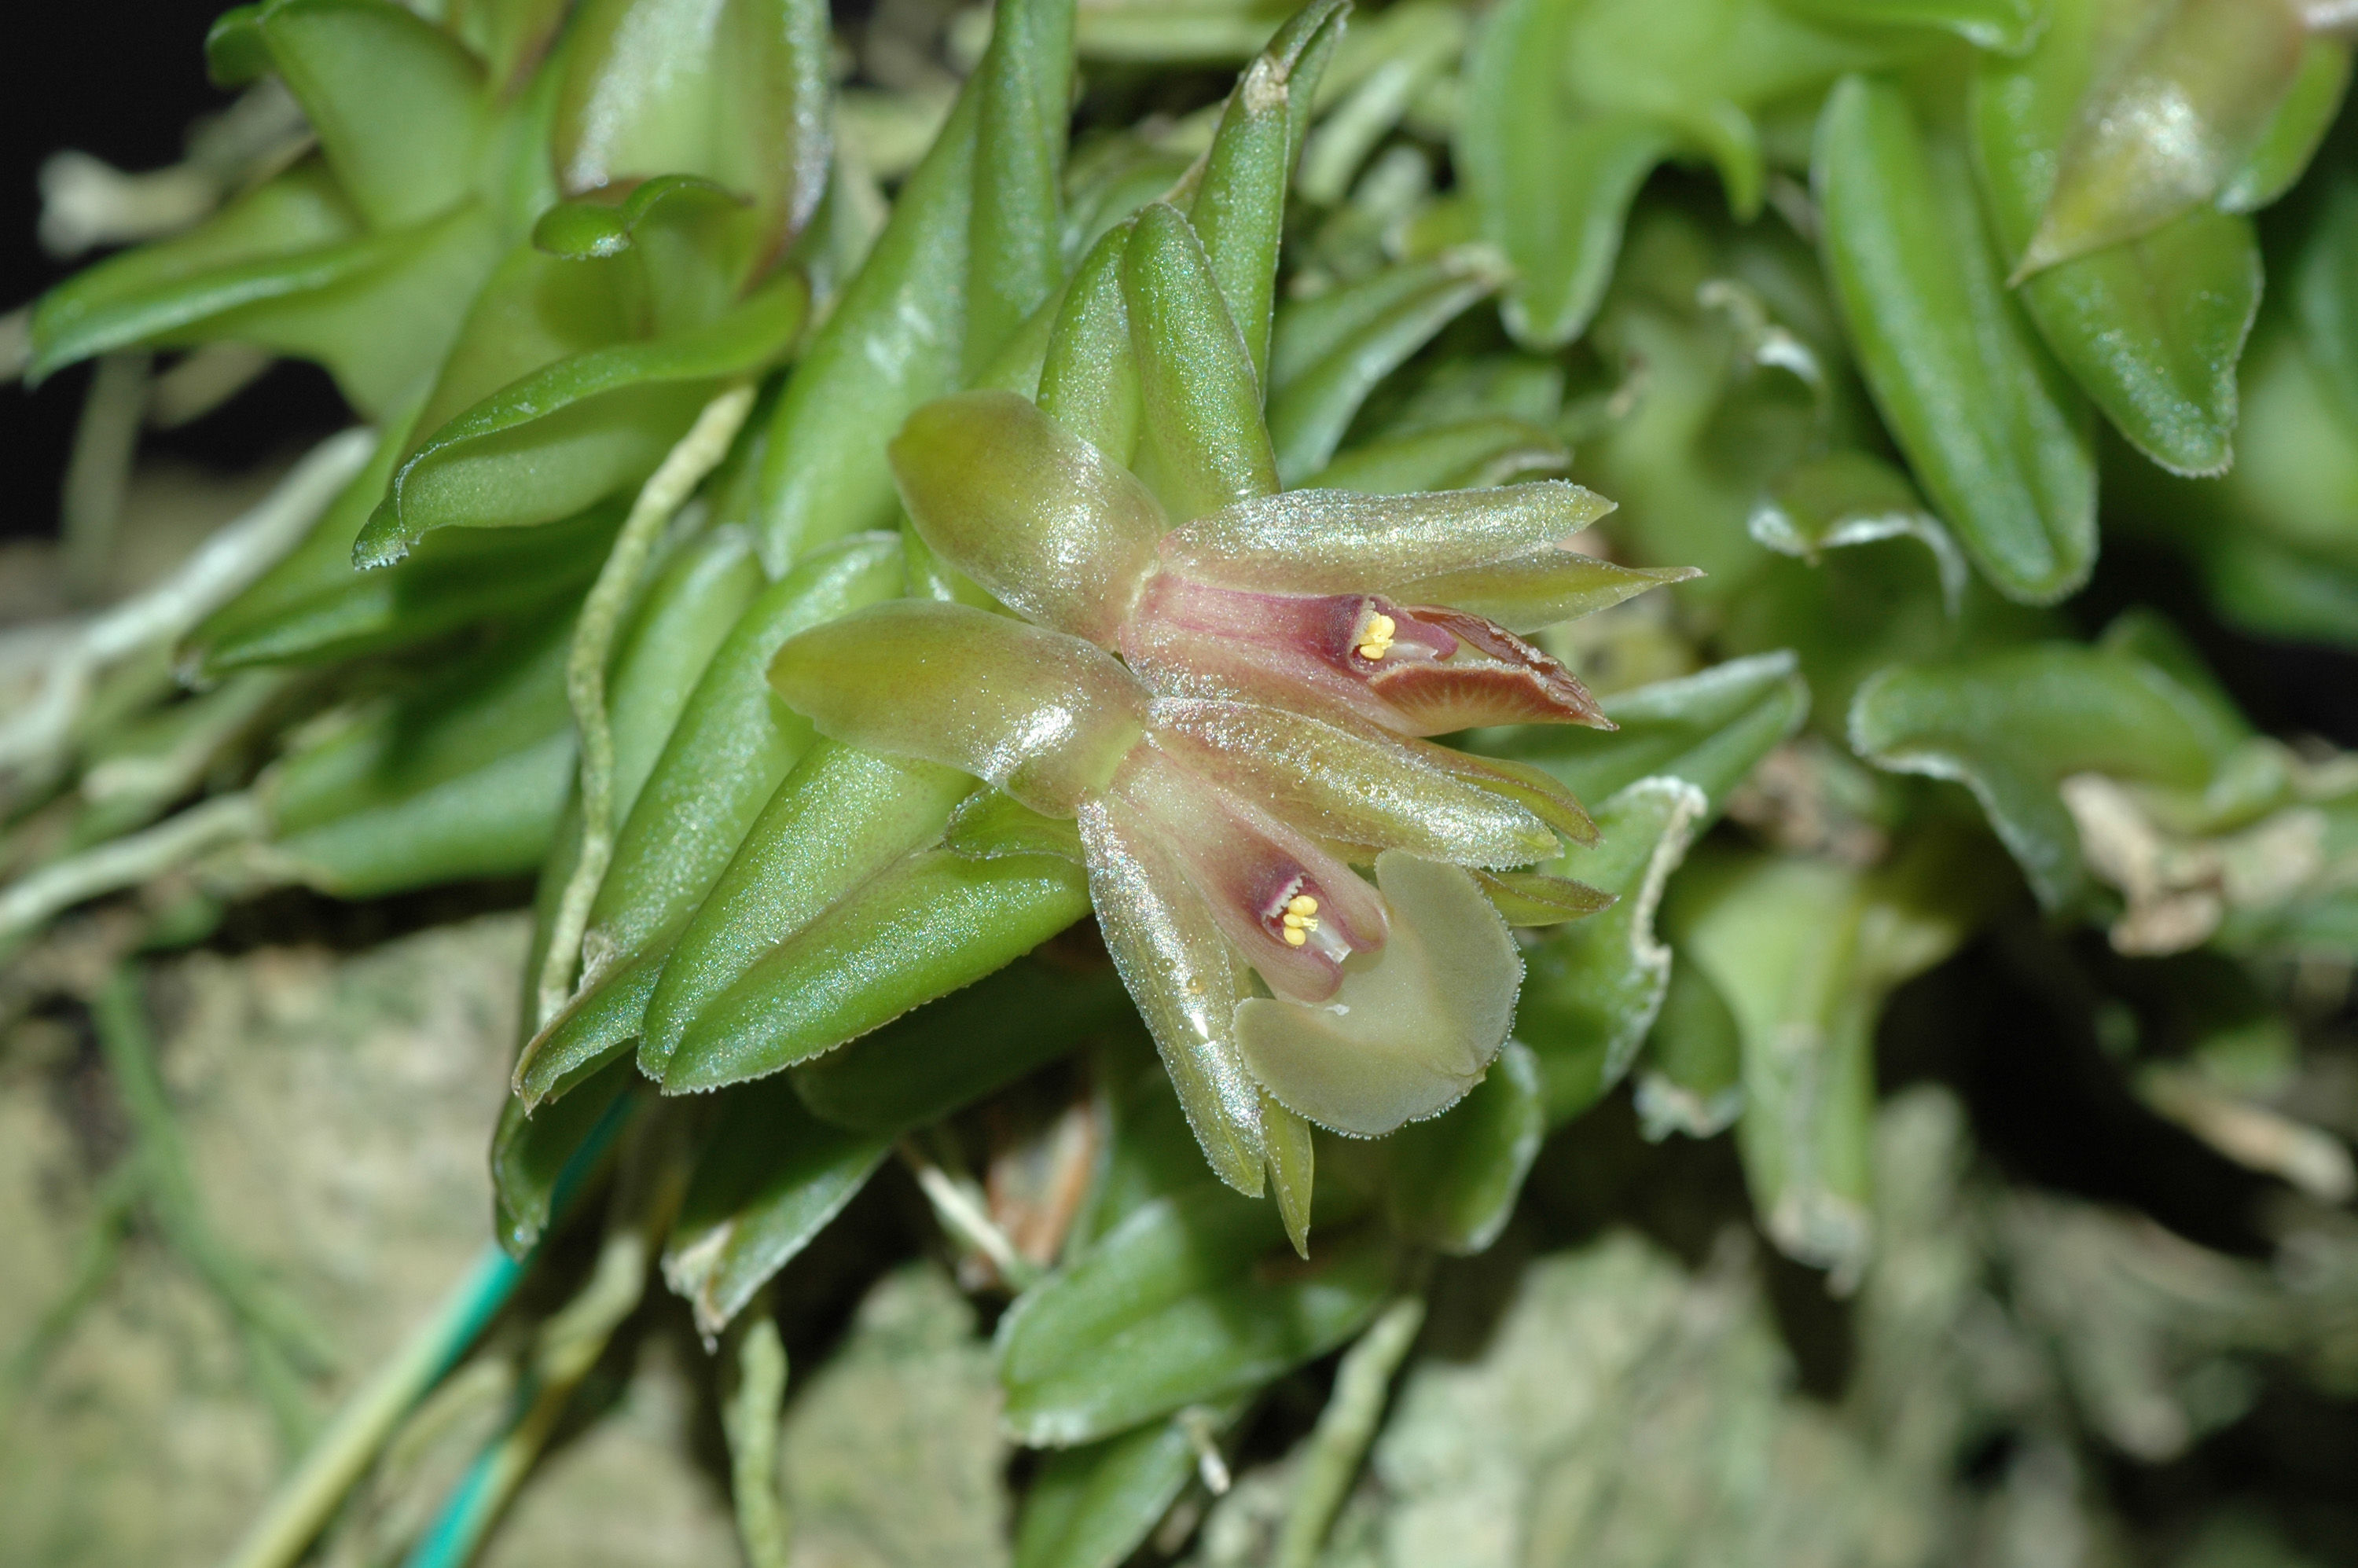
[772,386,1691,1227]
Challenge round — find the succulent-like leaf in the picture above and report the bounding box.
[1308,415,1573,496]
[210,0,491,230]
[663,846,1090,1090]
[1770,0,2048,53]
[1848,642,2226,906]
[1183,0,1350,380]
[1515,777,1707,1125]
[266,611,577,895]
[637,741,976,1076]
[1635,957,1745,1140]
[770,600,1151,815]
[1122,204,1281,521]
[1973,0,2264,476]
[1014,1411,1232,1568]
[1749,450,1967,611]
[791,957,1137,1134]
[31,171,502,417]
[1267,252,1505,483]
[2015,0,2307,277]
[891,391,1166,643]
[968,0,1077,378]
[1673,838,1979,1286]
[1380,1038,1546,1253]
[1038,222,1147,467]
[593,533,905,963]
[357,272,806,561]
[1816,74,2096,604]
[755,90,979,571]
[554,0,833,266]
[996,1184,1394,1446]
[662,1079,891,1335]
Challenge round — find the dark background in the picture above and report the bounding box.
[0,2,347,548]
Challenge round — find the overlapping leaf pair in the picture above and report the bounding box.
[771,387,1688,1181]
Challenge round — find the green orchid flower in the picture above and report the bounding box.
[769,387,1694,1154]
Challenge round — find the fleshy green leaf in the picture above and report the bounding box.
[966,0,1076,379]
[1014,1413,1227,1568]
[1749,450,1967,610]
[2220,36,2352,213]
[266,611,576,895]
[603,525,766,825]
[1307,415,1572,495]
[191,498,625,672]
[664,846,1092,1092]
[1122,203,1282,522]
[1847,642,2227,906]
[1972,0,2263,476]
[636,741,976,1078]
[2014,0,2308,277]
[1380,1038,1545,1254]
[1267,251,1505,484]
[1460,0,1667,351]
[1768,0,2047,53]
[593,533,907,964]
[996,1185,1395,1446]
[554,0,833,263]
[29,167,501,417]
[356,272,807,562]
[209,0,491,230]
[513,932,674,1109]
[490,1055,634,1256]
[1634,957,1745,1140]
[1038,221,1146,467]
[755,90,979,572]
[1671,837,1979,1286]
[1816,73,2096,603]
[1184,0,1350,381]
[1515,777,1708,1126]
[1479,652,1810,812]
[661,1078,891,1335]
[446,0,574,90]
[792,956,1136,1133]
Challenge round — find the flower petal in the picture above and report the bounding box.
[890,390,1166,642]
[1075,794,1267,1195]
[1234,850,1523,1137]
[1147,697,1563,868]
[1390,554,1701,635]
[1471,868,1615,925]
[769,600,1147,815]
[1108,744,1387,1004]
[1405,744,1599,846]
[1125,575,1609,735]
[1158,481,1614,595]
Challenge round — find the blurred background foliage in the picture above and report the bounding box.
[4,0,2358,1565]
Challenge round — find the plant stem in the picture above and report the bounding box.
[722,1302,792,1568]
[61,351,149,605]
[0,791,268,948]
[215,1246,524,1568]
[1273,1294,1425,1568]
[536,384,758,1028]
